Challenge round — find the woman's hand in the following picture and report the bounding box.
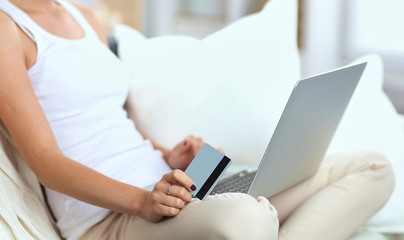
[139,170,196,223]
[166,135,204,170]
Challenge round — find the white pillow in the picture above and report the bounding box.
[401,115,404,128]
[116,0,300,165]
[116,0,404,234]
[327,55,404,233]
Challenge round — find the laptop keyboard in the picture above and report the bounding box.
[210,170,257,195]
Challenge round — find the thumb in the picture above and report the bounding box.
[182,139,192,152]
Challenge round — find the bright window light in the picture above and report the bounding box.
[347,0,404,59]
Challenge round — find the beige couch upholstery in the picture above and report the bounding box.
[0,123,61,239]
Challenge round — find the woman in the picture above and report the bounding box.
[0,0,395,239]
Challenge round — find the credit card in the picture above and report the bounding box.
[184,143,232,200]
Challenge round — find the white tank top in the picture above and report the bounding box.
[0,1,172,239]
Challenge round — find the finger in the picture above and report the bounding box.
[164,169,196,192]
[182,138,192,152]
[154,182,191,201]
[196,136,203,143]
[151,184,188,208]
[159,193,187,209]
[154,181,170,193]
[169,184,193,202]
[182,135,199,154]
[191,137,204,156]
[155,203,181,217]
[216,147,225,154]
[184,135,194,146]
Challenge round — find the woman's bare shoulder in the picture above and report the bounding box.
[70,3,108,45]
[0,11,25,60]
[0,10,21,41]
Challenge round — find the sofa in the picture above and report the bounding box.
[1,0,404,239]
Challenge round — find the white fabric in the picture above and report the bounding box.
[0,146,61,239]
[115,0,404,235]
[400,115,404,129]
[327,55,404,233]
[116,0,301,166]
[0,1,171,239]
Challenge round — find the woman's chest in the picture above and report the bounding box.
[28,42,130,117]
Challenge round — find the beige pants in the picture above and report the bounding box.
[79,151,395,240]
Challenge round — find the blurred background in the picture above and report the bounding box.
[69,0,404,114]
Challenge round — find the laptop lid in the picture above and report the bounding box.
[247,63,367,198]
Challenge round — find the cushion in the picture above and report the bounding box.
[400,114,404,129]
[116,0,300,166]
[115,0,404,234]
[0,144,61,239]
[0,120,60,239]
[327,55,404,233]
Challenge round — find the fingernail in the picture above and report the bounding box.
[184,140,187,146]
[190,184,196,191]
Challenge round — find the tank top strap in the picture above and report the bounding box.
[55,0,99,41]
[0,0,100,52]
[0,0,41,43]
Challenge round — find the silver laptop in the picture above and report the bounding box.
[211,62,367,198]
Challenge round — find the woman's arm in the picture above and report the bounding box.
[0,11,145,215]
[0,11,193,223]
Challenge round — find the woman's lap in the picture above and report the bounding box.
[80,151,394,240]
[271,151,395,240]
[80,193,279,240]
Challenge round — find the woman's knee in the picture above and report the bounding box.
[327,151,394,178]
[332,151,395,205]
[351,151,394,184]
[362,151,395,203]
[197,193,279,240]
